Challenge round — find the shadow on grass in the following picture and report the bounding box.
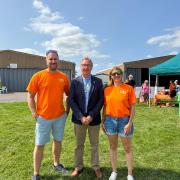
[40,167,180,180]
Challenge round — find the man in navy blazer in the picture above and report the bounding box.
[69,57,104,178]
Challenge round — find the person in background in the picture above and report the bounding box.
[102,66,136,180]
[27,50,70,180]
[140,80,150,104]
[169,80,176,98]
[125,74,136,88]
[69,57,104,178]
[174,80,179,94]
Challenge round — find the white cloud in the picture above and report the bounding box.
[29,0,109,59]
[30,22,82,37]
[168,51,178,55]
[146,55,152,58]
[14,48,43,56]
[33,0,50,14]
[78,16,85,21]
[147,27,180,50]
[82,50,110,59]
[32,0,63,22]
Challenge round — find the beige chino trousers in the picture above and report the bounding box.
[74,124,100,170]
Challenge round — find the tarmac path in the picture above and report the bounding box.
[0,92,27,103]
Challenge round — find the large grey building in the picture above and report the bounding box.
[96,55,177,87]
[0,50,75,92]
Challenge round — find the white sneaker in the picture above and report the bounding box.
[109,171,118,180]
[127,175,134,180]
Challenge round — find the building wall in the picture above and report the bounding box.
[0,50,75,92]
[0,68,72,92]
[124,55,174,68]
[0,68,40,92]
[96,55,175,87]
[0,50,75,70]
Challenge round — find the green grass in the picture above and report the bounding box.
[0,102,180,180]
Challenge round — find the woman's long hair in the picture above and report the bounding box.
[108,66,123,86]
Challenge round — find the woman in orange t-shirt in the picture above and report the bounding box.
[102,66,136,180]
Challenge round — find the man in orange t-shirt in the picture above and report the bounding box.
[27,50,70,180]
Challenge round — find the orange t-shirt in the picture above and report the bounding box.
[104,84,136,118]
[169,83,175,92]
[27,69,70,119]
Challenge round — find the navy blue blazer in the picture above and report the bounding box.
[69,75,104,126]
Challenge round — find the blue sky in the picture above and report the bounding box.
[0,0,180,74]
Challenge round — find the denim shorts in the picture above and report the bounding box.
[35,113,67,145]
[104,116,134,138]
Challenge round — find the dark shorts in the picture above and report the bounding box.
[143,93,149,101]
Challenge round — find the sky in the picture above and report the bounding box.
[0,0,180,74]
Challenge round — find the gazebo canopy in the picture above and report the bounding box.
[149,53,180,75]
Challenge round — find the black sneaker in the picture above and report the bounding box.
[32,175,40,180]
[53,164,69,174]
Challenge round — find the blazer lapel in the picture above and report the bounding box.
[89,76,95,99]
[79,76,87,112]
[79,76,85,97]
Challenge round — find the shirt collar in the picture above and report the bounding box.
[82,75,91,82]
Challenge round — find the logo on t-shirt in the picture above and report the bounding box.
[57,78,64,83]
[120,89,127,95]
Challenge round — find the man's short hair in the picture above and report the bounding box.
[46,50,59,57]
[81,56,93,66]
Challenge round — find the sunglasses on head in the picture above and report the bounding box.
[111,72,122,76]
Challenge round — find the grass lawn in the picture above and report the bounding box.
[0,102,180,180]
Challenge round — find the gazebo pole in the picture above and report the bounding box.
[154,75,158,97]
[178,92,180,118]
[149,73,151,107]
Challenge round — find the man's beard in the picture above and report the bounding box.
[49,64,57,71]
